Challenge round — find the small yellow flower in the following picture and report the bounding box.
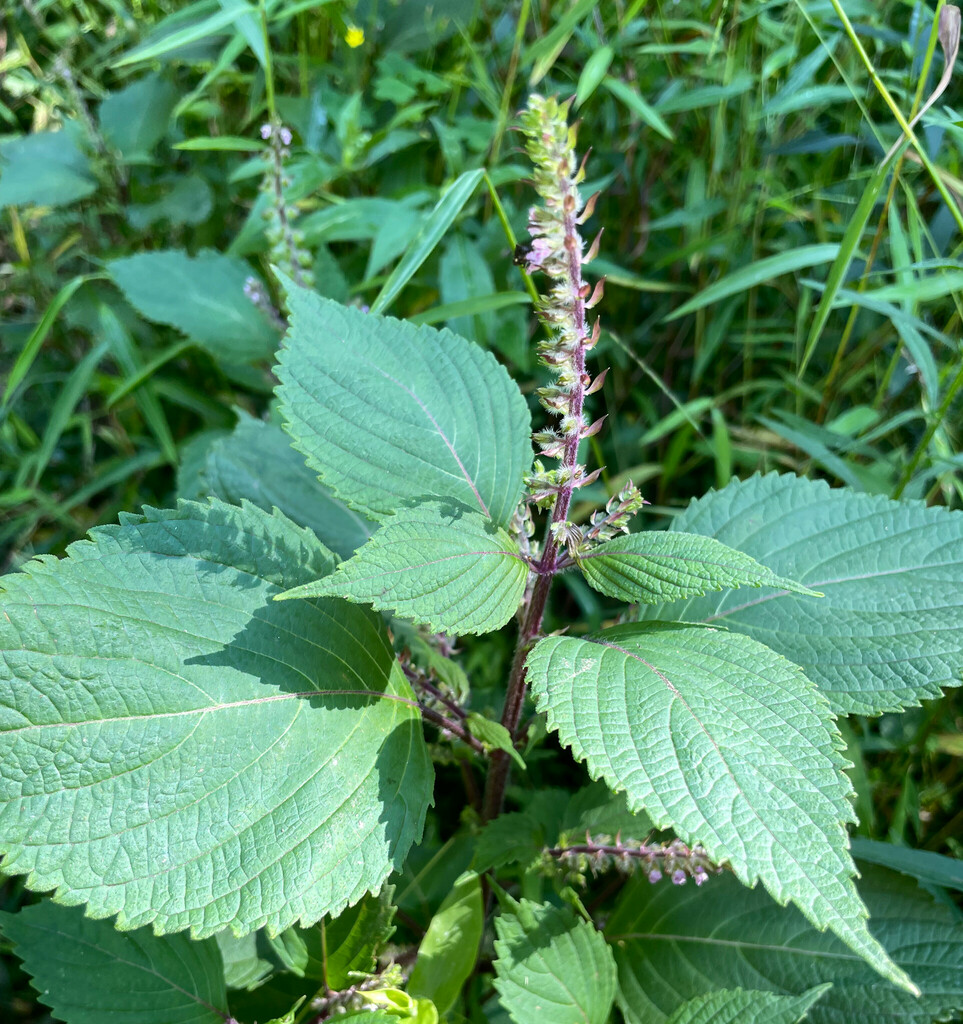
[345,25,364,48]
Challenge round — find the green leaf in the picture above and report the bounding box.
[409,872,483,1014]
[664,987,830,1024]
[186,410,374,560]
[267,887,396,989]
[321,886,397,989]
[0,500,432,936]
[493,898,616,1024]
[0,124,97,207]
[279,501,528,635]
[0,900,227,1024]
[174,135,268,151]
[114,1,255,66]
[637,472,963,715]
[799,162,891,376]
[370,168,485,314]
[109,250,278,363]
[471,813,546,872]
[1,273,102,410]
[602,76,675,141]
[576,46,614,107]
[576,531,819,605]
[606,865,963,1024]
[127,175,214,229]
[665,245,840,321]
[848,839,963,893]
[527,623,915,993]
[276,285,531,527]
[466,713,526,770]
[215,930,274,990]
[99,74,178,158]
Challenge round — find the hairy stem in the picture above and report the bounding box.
[482,130,591,821]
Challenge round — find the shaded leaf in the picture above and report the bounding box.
[186,410,374,560]
[0,500,432,936]
[409,872,483,1014]
[607,865,963,1024]
[1,900,227,1024]
[99,74,178,158]
[493,898,616,1024]
[665,987,830,1024]
[267,887,396,990]
[0,125,97,207]
[109,250,278,362]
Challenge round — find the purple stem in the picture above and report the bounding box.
[482,175,590,822]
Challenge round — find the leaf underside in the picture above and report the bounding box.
[188,410,374,559]
[0,499,432,937]
[526,622,913,993]
[493,899,617,1024]
[276,283,532,527]
[638,472,963,715]
[606,865,963,1024]
[577,529,818,604]
[279,500,528,635]
[0,900,228,1024]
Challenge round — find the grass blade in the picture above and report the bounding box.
[370,168,484,315]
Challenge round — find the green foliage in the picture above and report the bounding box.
[494,898,617,1024]
[2,2,963,1021]
[277,285,532,526]
[180,411,374,559]
[0,500,431,936]
[527,623,912,991]
[280,500,528,634]
[576,530,818,604]
[606,866,963,1024]
[109,251,279,363]
[663,987,830,1024]
[0,125,97,207]
[0,901,228,1024]
[639,473,963,715]
[408,872,483,1014]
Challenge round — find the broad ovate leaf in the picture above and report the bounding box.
[186,410,374,559]
[109,250,279,363]
[493,899,616,1024]
[664,987,830,1024]
[1,900,228,1024]
[637,473,963,715]
[0,124,97,207]
[278,500,528,635]
[526,622,915,993]
[276,284,531,527]
[0,500,432,936]
[577,530,818,604]
[606,865,963,1024]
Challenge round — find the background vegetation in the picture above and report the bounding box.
[1,0,961,1018]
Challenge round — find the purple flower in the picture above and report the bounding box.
[279,127,293,146]
[693,866,709,886]
[260,124,272,140]
[647,868,662,884]
[671,869,687,885]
